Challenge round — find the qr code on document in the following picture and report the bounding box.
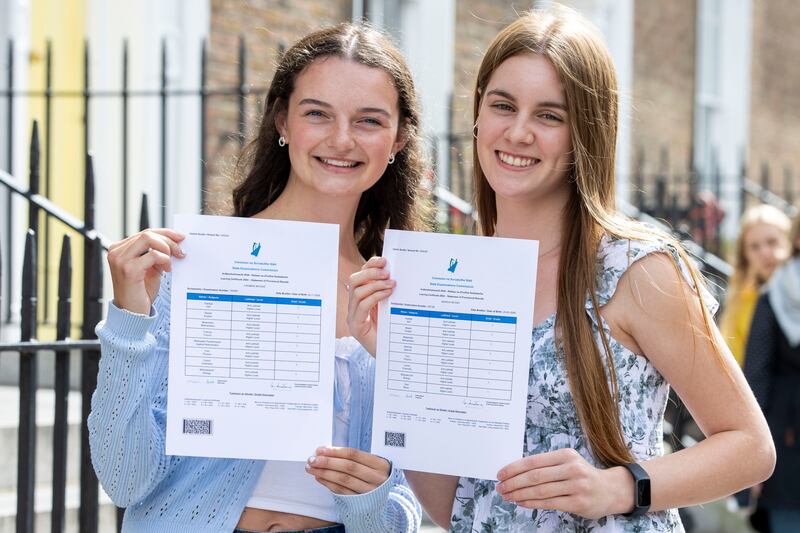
[384,431,406,447]
[183,418,213,435]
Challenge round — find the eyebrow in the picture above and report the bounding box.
[298,98,391,118]
[485,89,567,111]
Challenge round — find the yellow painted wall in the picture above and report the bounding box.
[29,0,85,338]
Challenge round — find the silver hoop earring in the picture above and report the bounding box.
[278,136,287,147]
[388,153,396,165]
[472,124,479,139]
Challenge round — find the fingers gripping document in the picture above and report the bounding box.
[166,214,338,461]
[371,230,538,480]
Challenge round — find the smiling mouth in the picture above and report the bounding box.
[316,157,361,168]
[496,150,540,168]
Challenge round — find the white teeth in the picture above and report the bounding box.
[320,158,358,168]
[498,151,534,168]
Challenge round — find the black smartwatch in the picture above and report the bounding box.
[620,462,651,517]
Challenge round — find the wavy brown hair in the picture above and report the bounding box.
[473,5,724,466]
[232,23,430,258]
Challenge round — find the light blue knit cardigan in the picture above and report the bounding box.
[88,274,421,533]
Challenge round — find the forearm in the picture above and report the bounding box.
[608,429,775,514]
[88,303,172,505]
[403,471,458,529]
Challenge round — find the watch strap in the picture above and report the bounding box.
[620,462,651,517]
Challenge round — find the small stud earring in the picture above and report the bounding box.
[278,136,287,147]
[388,153,395,165]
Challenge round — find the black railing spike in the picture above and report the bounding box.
[160,37,168,227]
[84,152,95,230]
[140,192,150,231]
[29,122,40,235]
[238,34,247,148]
[122,39,130,236]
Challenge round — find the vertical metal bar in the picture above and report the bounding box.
[784,166,794,206]
[52,234,72,533]
[761,162,770,195]
[160,38,167,226]
[635,148,645,212]
[28,122,40,234]
[122,40,129,236]
[739,150,747,217]
[4,39,13,323]
[84,39,90,172]
[140,192,150,231]
[200,39,207,214]
[16,229,38,533]
[43,41,52,322]
[79,154,100,533]
[238,35,246,148]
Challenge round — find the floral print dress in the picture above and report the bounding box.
[449,236,718,532]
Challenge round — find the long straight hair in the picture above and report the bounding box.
[232,23,431,258]
[473,5,725,466]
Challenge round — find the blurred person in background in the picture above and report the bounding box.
[745,211,800,532]
[720,205,791,366]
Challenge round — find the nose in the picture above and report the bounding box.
[329,120,356,152]
[504,116,534,145]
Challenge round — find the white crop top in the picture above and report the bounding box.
[245,337,361,521]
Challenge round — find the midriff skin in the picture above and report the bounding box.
[236,508,338,532]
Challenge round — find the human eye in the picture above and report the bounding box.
[304,109,327,119]
[359,116,385,127]
[490,101,515,112]
[539,111,564,122]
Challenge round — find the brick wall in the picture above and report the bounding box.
[631,0,697,185]
[749,0,800,200]
[205,0,351,214]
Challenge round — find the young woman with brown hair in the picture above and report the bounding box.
[88,23,428,533]
[348,5,775,531]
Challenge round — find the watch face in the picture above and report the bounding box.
[637,479,652,507]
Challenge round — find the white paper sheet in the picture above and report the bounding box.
[371,229,538,480]
[166,214,338,461]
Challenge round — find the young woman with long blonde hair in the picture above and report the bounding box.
[720,204,791,366]
[348,6,775,531]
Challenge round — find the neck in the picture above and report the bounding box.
[494,190,568,256]
[253,175,364,266]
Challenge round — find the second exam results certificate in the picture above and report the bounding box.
[371,230,538,480]
[166,214,338,461]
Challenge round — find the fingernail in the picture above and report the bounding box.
[307,456,316,465]
[379,269,389,277]
[177,247,186,257]
[497,469,506,479]
[496,482,504,492]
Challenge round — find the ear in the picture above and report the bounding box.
[274,102,288,141]
[392,118,410,155]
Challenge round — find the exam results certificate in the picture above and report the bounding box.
[166,214,338,461]
[371,230,538,480]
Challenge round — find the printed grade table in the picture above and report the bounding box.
[388,307,517,400]
[185,292,322,381]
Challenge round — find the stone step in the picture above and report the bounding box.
[0,386,83,491]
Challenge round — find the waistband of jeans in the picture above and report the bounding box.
[233,524,345,533]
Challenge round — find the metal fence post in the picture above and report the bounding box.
[16,229,37,533]
[52,234,72,533]
[79,154,101,533]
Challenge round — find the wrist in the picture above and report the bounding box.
[606,465,635,515]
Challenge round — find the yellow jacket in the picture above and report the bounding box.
[720,285,759,366]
